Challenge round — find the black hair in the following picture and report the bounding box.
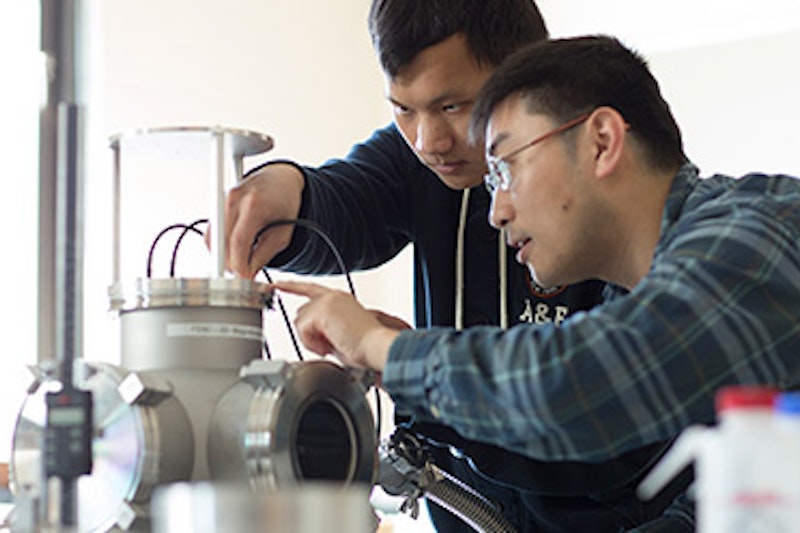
[368,0,548,78]
[470,35,686,172]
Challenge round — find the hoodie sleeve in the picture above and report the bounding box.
[262,124,419,275]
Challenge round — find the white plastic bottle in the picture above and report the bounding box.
[699,386,787,533]
[639,386,799,533]
[772,391,800,527]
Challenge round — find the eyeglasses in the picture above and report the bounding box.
[484,113,591,195]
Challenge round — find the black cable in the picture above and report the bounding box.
[251,218,357,362]
[253,218,386,439]
[375,379,383,444]
[170,218,209,277]
[388,226,432,328]
[252,219,357,364]
[262,338,273,360]
[146,222,204,278]
[260,268,303,361]
[251,218,356,297]
[417,246,432,329]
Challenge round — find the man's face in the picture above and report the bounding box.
[486,95,607,288]
[387,33,493,190]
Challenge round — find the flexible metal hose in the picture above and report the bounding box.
[420,463,518,533]
[377,429,518,533]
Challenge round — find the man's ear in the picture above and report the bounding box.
[587,107,628,179]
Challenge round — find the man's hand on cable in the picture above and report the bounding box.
[272,280,408,372]
[222,163,305,278]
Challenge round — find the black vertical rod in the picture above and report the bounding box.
[55,101,84,391]
[40,0,86,527]
[38,0,58,369]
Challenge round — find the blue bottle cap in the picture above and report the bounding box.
[775,392,800,415]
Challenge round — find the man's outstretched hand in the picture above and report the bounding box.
[271,281,408,372]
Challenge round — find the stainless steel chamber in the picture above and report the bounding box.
[7,127,378,532]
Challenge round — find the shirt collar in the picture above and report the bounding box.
[660,162,700,237]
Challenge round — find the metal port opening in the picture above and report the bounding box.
[293,398,358,482]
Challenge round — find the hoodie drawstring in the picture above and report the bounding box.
[455,188,508,331]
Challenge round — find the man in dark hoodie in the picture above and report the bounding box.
[222,2,691,531]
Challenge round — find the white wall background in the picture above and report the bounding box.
[2,1,800,531]
[0,0,42,484]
